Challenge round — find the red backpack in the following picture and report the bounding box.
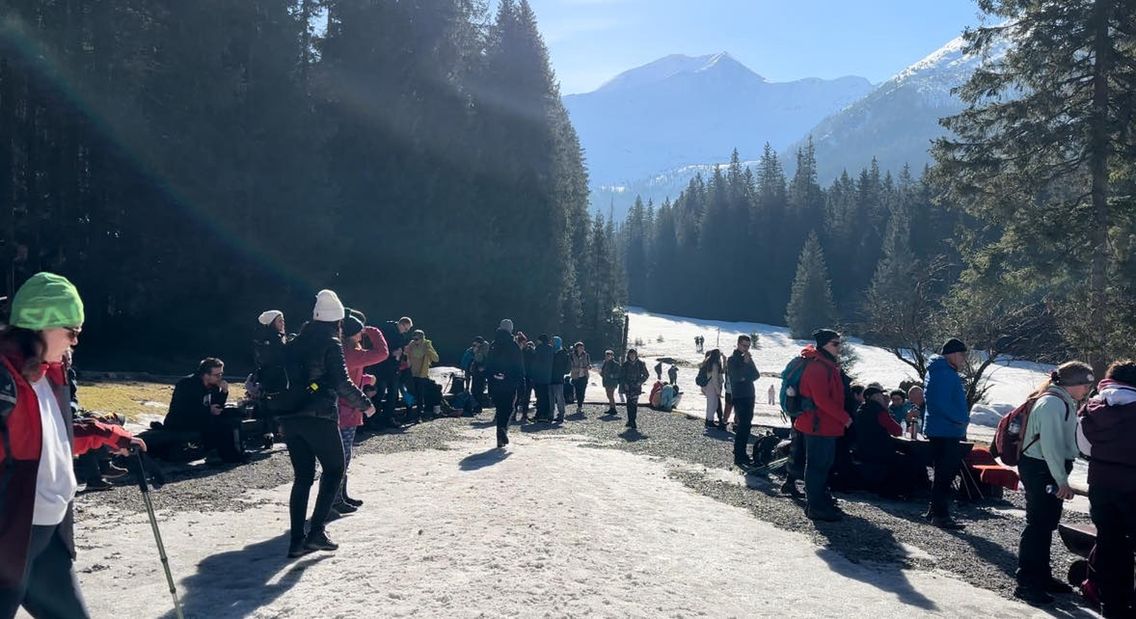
[990,394,1069,466]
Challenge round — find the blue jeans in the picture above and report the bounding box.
[334,426,357,504]
[804,435,836,509]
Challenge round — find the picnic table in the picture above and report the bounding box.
[890,435,974,468]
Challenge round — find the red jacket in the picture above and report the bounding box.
[792,346,851,437]
[1,355,134,588]
[339,326,389,428]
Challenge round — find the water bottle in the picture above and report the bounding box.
[1008,417,1022,435]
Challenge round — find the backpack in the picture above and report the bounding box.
[695,365,710,388]
[258,340,318,416]
[991,395,1070,466]
[779,357,813,419]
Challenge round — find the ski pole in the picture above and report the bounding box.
[132,448,184,619]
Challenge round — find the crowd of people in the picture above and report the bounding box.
[1,273,1134,617]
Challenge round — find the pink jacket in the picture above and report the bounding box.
[339,326,389,428]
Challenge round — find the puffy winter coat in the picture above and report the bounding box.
[1,356,134,588]
[570,350,591,380]
[923,355,969,439]
[339,326,389,428]
[406,338,439,379]
[793,346,849,437]
[620,359,650,397]
[290,321,372,422]
[1079,380,1136,493]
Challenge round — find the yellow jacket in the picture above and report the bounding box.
[407,338,439,379]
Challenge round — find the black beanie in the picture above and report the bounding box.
[940,338,968,355]
[813,329,840,348]
[863,385,886,400]
[343,315,364,339]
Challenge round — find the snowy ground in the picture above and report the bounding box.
[57,428,1057,619]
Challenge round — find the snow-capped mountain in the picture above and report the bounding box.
[563,53,872,186]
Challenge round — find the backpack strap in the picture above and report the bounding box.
[1019,396,1072,458]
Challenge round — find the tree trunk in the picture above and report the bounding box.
[1086,0,1113,375]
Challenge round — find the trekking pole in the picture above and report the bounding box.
[132,448,184,619]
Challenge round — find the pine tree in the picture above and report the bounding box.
[786,232,838,339]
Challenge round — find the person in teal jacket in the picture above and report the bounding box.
[922,338,970,530]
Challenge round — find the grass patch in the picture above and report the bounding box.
[77,380,247,422]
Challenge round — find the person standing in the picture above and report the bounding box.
[550,337,571,423]
[333,314,388,514]
[768,384,776,406]
[794,329,851,522]
[1079,360,1136,618]
[1012,362,1094,605]
[486,319,524,449]
[601,350,621,417]
[530,335,554,422]
[727,335,760,468]
[923,338,971,530]
[405,329,439,421]
[619,350,649,431]
[371,317,412,430]
[700,349,725,430]
[569,342,591,416]
[0,273,145,618]
[280,290,375,558]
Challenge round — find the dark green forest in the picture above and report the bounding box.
[0,0,626,369]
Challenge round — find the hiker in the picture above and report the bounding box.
[699,349,725,429]
[888,390,912,426]
[1014,362,1095,606]
[550,336,570,423]
[515,333,533,421]
[462,337,488,405]
[923,338,971,530]
[333,312,388,515]
[487,319,524,449]
[601,350,621,416]
[728,335,760,468]
[281,289,375,558]
[907,386,925,436]
[569,341,590,415]
[1079,359,1136,618]
[370,317,412,430]
[162,358,244,463]
[795,329,851,522]
[852,385,926,499]
[0,273,144,619]
[654,360,664,382]
[620,349,650,431]
[528,335,554,422]
[405,329,439,421]
[768,384,776,406]
[667,364,678,387]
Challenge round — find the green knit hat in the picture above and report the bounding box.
[10,272,85,330]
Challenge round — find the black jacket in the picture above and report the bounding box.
[620,359,650,396]
[486,329,525,387]
[290,321,371,421]
[601,359,622,385]
[521,345,535,380]
[551,349,571,384]
[164,375,227,432]
[853,400,896,464]
[727,350,759,400]
[373,320,406,374]
[530,343,554,385]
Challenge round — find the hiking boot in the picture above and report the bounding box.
[288,538,315,558]
[101,463,129,479]
[344,496,364,508]
[304,530,339,552]
[1042,577,1073,595]
[806,505,843,522]
[332,500,358,514]
[83,478,114,492]
[930,516,965,530]
[1013,585,1054,606]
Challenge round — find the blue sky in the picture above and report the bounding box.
[520,0,986,94]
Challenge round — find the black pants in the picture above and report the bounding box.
[376,368,400,424]
[491,380,516,445]
[534,383,551,419]
[0,525,90,619]
[571,377,587,407]
[627,395,639,426]
[785,428,806,480]
[928,437,962,518]
[471,369,486,402]
[732,397,755,461]
[1017,456,1072,587]
[804,434,836,509]
[517,380,532,413]
[74,448,104,483]
[1089,485,1136,615]
[280,416,344,542]
[412,377,431,419]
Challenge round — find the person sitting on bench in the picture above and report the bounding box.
[853,385,928,499]
[161,357,244,462]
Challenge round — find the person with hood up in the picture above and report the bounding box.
[0,273,145,618]
[550,337,571,423]
[922,338,971,530]
[405,329,439,421]
[1079,359,1136,618]
[486,319,524,448]
[280,290,374,558]
[620,350,650,431]
[794,329,852,522]
[332,311,388,515]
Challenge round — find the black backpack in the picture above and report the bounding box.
[258,339,318,416]
[695,365,710,388]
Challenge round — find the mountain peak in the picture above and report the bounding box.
[592,52,763,94]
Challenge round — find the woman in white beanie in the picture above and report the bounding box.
[279,290,375,558]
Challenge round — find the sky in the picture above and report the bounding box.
[518,0,987,94]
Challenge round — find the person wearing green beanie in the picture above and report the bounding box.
[0,272,145,619]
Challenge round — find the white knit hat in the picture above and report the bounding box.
[313,290,345,322]
[499,318,514,333]
[258,310,283,326]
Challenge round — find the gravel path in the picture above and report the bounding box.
[76,404,1097,616]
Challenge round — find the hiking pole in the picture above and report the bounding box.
[131,448,184,619]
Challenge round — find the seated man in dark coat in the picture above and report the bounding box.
[853,386,928,498]
[160,357,243,462]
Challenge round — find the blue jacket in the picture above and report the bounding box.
[923,355,969,438]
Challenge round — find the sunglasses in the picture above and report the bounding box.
[64,326,82,342]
